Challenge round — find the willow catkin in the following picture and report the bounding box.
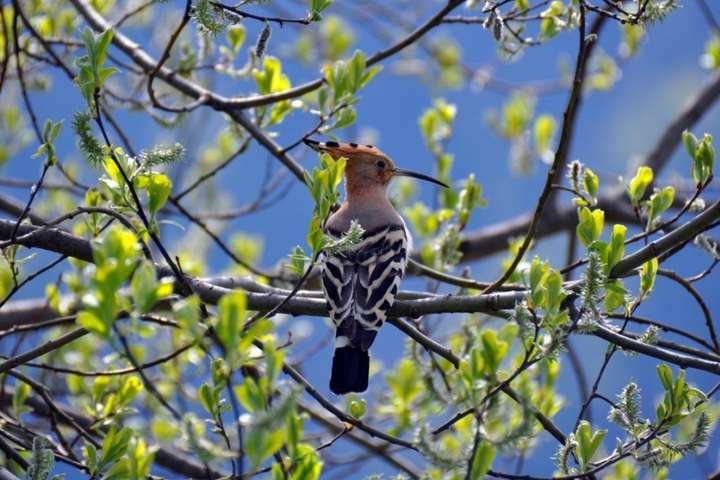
[254,23,271,59]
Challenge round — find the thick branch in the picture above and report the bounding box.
[610,201,720,277]
[2,199,719,321]
[0,194,47,226]
[70,0,465,183]
[457,193,638,262]
[644,71,720,172]
[69,0,306,181]
[0,388,225,479]
[591,324,720,374]
[457,70,720,262]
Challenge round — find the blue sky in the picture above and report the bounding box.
[3,1,720,477]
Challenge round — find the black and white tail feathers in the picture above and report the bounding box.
[321,224,408,395]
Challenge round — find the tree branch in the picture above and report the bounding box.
[457,70,720,263]
[0,387,226,479]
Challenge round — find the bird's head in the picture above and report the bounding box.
[303,139,449,195]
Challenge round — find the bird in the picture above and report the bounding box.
[303,138,449,395]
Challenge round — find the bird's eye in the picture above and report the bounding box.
[376,160,386,168]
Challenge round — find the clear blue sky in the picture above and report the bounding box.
[3,1,720,477]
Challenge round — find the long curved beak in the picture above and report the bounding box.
[393,168,449,188]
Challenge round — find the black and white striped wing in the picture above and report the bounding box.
[320,225,409,350]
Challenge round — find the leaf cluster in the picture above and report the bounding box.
[75,28,118,109]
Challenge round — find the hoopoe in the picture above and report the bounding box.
[304,138,449,394]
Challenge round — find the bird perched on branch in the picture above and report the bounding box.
[304,139,449,395]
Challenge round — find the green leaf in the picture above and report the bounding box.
[529,256,548,307]
[692,133,715,185]
[361,65,381,88]
[347,395,367,419]
[33,119,63,166]
[620,24,645,58]
[607,224,626,271]
[263,340,285,386]
[286,412,303,457]
[45,119,63,143]
[0,254,12,301]
[244,391,298,469]
[309,0,333,20]
[386,358,422,404]
[305,153,346,255]
[93,225,140,268]
[84,443,98,473]
[246,427,286,469]
[647,186,675,225]
[656,364,689,425]
[460,346,485,388]
[252,56,293,125]
[576,207,604,247]
[657,364,673,391]
[151,419,178,442]
[682,130,699,158]
[540,17,558,40]
[604,279,627,312]
[639,257,658,298]
[99,427,133,473]
[77,310,109,337]
[500,92,534,138]
[216,291,247,355]
[135,173,172,217]
[290,443,323,480]
[173,295,202,338]
[347,50,366,93]
[75,28,118,106]
[331,106,356,130]
[307,217,328,254]
[545,269,566,312]
[583,168,599,200]
[118,376,143,407]
[587,53,619,91]
[456,173,486,228]
[198,383,217,416]
[480,329,509,374]
[516,0,529,11]
[703,34,720,69]
[419,99,456,150]
[253,55,290,94]
[85,188,103,207]
[226,25,246,54]
[575,420,607,470]
[131,261,158,313]
[94,29,114,69]
[12,382,31,417]
[288,245,309,276]
[235,378,266,414]
[470,441,495,479]
[103,459,130,480]
[627,166,654,206]
[533,114,555,154]
[127,437,155,480]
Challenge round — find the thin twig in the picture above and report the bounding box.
[483,8,601,294]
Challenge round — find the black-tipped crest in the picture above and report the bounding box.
[303,139,449,189]
[303,138,321,150]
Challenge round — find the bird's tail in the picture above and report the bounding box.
[330,342,369,395]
